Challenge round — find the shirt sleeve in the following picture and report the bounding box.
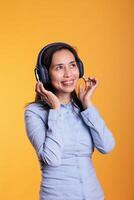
[80,105,115,154]
[24,107,64,166]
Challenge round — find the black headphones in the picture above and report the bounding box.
[34,42,84,87]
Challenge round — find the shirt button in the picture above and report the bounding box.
[80,179,83,183]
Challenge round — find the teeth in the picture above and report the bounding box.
[63,81,73,84]
[62,80,74,85]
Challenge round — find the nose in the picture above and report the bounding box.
[63,66,72,77]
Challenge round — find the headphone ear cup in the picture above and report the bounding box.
[35,65,50,87]
[78,60,84,78]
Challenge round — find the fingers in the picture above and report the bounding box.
[82,76,96,84]
[82,76,98,89]
[35,81,46,93]
[77,84,83,97]
[35,81,49,100]
[77,85,84,102]
[82,76,91,90]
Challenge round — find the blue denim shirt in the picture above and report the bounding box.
[24,101,115,200]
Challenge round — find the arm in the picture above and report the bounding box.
[24,107,64,166]
[81,105,115,154]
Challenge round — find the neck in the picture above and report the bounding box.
[55,92,72,104]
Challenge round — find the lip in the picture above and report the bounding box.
[62,79,74,86]
[62,79,74,83]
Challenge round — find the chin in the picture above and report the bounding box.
[61,88,75,93]
[58,85,76,93]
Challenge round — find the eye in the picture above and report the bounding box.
[56,65,64,70]
[70,63,77,68]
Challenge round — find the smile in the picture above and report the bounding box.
[62,80,74,86]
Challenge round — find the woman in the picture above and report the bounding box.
[24,42,115,200]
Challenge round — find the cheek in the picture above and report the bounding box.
[74,69,80,79]
[49,73,62,85]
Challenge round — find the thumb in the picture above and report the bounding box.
[79,84,84,93]
[79,85,83,93]
[77,84,82,97]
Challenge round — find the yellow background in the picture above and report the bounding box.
[0,0,133,199]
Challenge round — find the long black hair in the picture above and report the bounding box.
[24,42,84,112]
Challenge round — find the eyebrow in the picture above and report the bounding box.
[53,60,76,67]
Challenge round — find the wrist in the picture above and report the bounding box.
[83,101,93,110]
[53,105,61,110]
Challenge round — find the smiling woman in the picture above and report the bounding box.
[48,49,80,101]
[24,42,115,200]
[27,42,85,110]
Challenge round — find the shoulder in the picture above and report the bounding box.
[24,102,49,123]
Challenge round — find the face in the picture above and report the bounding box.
[48,49,80,96]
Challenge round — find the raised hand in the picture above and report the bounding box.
[77,76,99,109]
[35,81,61,109]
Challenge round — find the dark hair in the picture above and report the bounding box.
[24,42,84,112]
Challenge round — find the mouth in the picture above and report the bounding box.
[61,79,75,86]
